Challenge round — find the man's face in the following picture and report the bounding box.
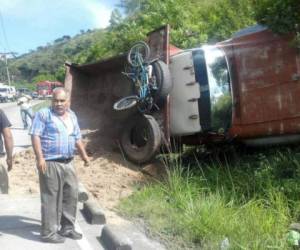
[52,91,69,116]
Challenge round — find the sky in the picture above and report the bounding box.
[0,0,121,56]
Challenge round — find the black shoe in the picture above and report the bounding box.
[59,229,82,240]
[42,233,66,243]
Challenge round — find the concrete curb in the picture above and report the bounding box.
[82,200,106,225]
[78,182,89,202]
[99,223,166,250]
[100,225,132,250]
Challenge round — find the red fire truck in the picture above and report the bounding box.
[36,81,63,99]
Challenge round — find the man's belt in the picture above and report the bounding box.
[47,158,73,164]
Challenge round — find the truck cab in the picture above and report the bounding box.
[169,46,232,137]
[170,25,300,146]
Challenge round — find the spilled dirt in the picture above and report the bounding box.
[9,129,165,210]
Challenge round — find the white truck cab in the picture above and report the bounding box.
[0,84,17,102]
[169,46,232,136]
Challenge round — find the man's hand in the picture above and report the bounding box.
[75,139,90,167]
[83,157,90,167]
[6,157,12,171]
[37,158,47,174]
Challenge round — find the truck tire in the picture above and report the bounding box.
[152,60,173,103]
[120,114,161,164]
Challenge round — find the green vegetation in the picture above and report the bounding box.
[0,1,297,248]
[119,147,300,249]
[4,29,106,86]
[253,0,300,47]
[253,0,300,35]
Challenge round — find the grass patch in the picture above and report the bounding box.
[118,146,300,249]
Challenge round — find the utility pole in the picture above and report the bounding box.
[0,52,16,86]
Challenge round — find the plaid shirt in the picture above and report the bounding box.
[29,107,81,160]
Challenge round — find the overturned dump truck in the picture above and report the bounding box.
[65,25,300,164]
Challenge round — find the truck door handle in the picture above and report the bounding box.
[189,114,199,120]
[186,81,197,86]
[183,66,193,70]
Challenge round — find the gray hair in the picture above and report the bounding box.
[52,87,69,99]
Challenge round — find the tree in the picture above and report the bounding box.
[253,0,300,34]
[253,0,300,47]
[107,0,255,50]
[32,74,56,84]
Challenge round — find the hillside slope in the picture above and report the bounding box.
[5,28,106,84]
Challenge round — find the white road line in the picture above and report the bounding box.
[75,222,95,250]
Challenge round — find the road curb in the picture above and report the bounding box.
[78,182,89,202]
[82,200,106,225]
[100,225,132,250]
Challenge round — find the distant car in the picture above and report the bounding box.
[17,88,36,99]
[31,91,38,99]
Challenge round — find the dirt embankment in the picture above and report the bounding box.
[9,129,164,210]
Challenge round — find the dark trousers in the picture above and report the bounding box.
[39,161,78,238]
[0,162,8,194]
[20,108,33,128]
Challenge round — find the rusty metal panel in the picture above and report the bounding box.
[224,28,300,139]
[147,24,170,63]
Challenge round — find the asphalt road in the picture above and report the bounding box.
[0,100,41,154]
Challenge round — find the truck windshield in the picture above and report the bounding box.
[0,88,8,92]
[203,46,232,132]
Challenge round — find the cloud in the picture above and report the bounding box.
[0,0,113,28]
[83,0,112,28]
[0,0,116,53]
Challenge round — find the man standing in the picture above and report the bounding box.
[30,87,89,243]
[0,109,13,194]
[17,94,33,129]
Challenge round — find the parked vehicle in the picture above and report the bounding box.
[36,81,63,99]
[17,88,38,99]
[64,25,300,164]
[17,88,31,98]
[31,91,38,99]
[0,85,17,102]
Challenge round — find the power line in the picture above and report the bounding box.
[0,52,16,86]
[0,9,11,52]
[0,8,14,86]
